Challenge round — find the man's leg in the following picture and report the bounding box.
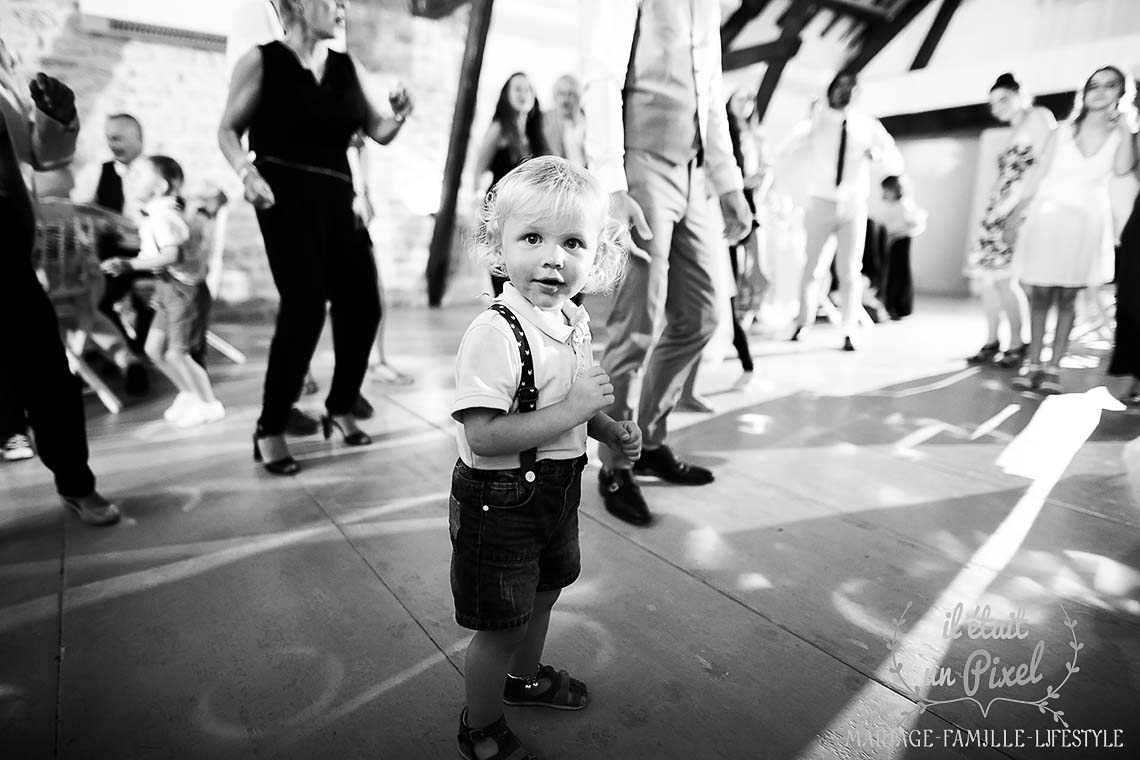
[835,210,869,341]
[794,198,838,333]
[597,151,684,471]
[638,163,720,451]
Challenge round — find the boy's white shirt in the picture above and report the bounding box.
[452,282,592,470]
[138,195,190,265]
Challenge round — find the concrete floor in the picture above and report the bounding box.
[2,295,1139,760]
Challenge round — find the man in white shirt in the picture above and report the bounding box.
[582,0,752,526]
[781,69,904,350]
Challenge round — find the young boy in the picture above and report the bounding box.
[102,156,224,426]
[452,157,637,759]
[875,175,927,320]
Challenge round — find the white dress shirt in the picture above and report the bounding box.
[71,158,146,225]
[581,0,743,197]
[780,107,904,209]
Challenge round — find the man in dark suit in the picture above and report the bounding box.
[80,113,155,391]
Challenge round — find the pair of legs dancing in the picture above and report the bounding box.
[1013,284,1080,394]
[1,197,118,525]
[252,167,381,473]
[968,272,1029,367]
[794,198,865,350]
[598,151,720,526]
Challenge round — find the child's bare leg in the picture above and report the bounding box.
[170,352,216,403]
[1026,285,1051,366]
[145,329,188,393]
[465,625,528,733]
[508,589,560,681]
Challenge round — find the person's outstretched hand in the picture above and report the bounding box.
[29,72,76,123]
[611,190,652,263]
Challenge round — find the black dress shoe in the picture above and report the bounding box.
[352,394,374,420]
[286,407,320,436]
[632,444,713,485]
[599,468,651,526]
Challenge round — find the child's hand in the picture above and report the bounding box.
[100,258,129,276]
[608,419,641,461]
[564,366,614,422]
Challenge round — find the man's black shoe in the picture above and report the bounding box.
[599,468,651,526]
[286,407,320,436]
[124,362,149,396]
[352,394,374,420]
[632,444,713,485]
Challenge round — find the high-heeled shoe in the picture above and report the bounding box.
[321,415,372,446]
[253,432,300,475]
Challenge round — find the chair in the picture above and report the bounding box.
[32,199,125,414]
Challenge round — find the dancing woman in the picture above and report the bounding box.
[965,73,1055,367]
[473,72,552,297]
[1008,66,1137,394]
[218,0,414,474]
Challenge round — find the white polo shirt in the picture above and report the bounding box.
[452,283,593,470]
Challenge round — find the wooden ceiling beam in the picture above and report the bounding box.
[724,36,802,71]
[846,0,937,72]
[910,0,961,70]
[815,0,889,23]
[753,0,814,122]
[721,0,774,54]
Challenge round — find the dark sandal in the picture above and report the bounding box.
[502,664,588,710]
[457,708,536,760]
[1038,369,1063,395]
[997,343,1028,368]
[966,341,1001,365]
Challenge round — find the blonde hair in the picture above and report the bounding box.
[472,155,628,294]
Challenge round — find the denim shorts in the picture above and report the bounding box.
[449,454,587,631]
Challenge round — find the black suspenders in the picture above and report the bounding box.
[488,304,539,483]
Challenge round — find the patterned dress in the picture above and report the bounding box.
[968,143,1035,276]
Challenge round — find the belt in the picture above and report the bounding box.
[257,156,352,185]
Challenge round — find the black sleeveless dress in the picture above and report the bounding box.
[1109,192,1140,379]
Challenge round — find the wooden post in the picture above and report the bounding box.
[426,0,494,307]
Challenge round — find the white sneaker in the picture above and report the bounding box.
[198,400,226,424]
[3,434,35,462]
[173,400,207,428]
[164,393,195,421]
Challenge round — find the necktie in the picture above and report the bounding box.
[836,118,848,186]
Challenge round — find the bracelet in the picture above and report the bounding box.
[238,163,255,182]
[393,112,406,124]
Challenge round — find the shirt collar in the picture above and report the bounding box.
[143,195,180,217]
[498,282,589,343]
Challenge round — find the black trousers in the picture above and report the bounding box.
[882,237,914,319]
[0,197,96,496]
[253,166,381,435]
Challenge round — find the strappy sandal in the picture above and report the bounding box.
[997,343,1028,368]
[457,708,537,760]
[967,341,1001,365]
[503,664,588,710]
[1011,364,1042,391]
[1038,368,1063,395]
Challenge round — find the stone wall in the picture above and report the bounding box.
[2,0,471,308]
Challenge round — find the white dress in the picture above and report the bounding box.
[1015,126,1120,288]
